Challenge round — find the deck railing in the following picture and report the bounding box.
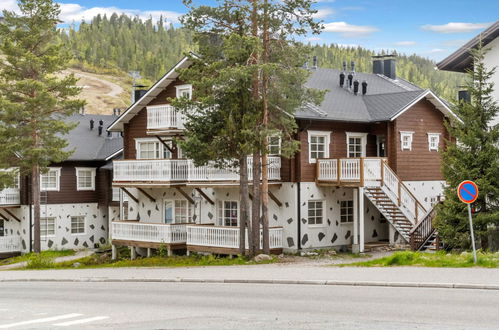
[111,221,188,244]
[186,225,283,250]
[0,188,20,205]
[317,158,426,223]
[0,236,21,253]
[147,104,185,130]
[113,157,281,183]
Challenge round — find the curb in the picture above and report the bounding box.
[1,278,498,290]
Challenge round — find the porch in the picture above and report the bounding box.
[0,236,22,258]
[0,188,20,206]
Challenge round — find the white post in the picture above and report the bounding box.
[130,246,136,260]
[353,188,359,250]
[147,248,152,258]
[111,245,118,260]
[359,187,365,253]
[119,188,124,220]
[467,204,477,264]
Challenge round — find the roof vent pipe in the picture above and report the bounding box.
[351,61,355,72]
[98,125,103,136]
[347,73,353,89]
[312,56,318,69]
[99,120,104,126]
[353,80,359,95]
[89,119,94,130]
[362,81,368,95]
[107,130,112,138]
[339,72,345,87]
[342,60,347,71]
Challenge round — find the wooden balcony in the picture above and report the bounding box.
[0,236,22,257]
[111,221,188,250]
[113,157,281,186]
[0,188,20,206]
[186,225,283,255]
[147,104,185,133]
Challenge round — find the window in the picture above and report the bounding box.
[164,200,193,224]
[346,132,367,158]
[400,131,414,151]
[427,133,440,151]
[175,84,192,99]
[308,131,331,163]
[40,217,55,237]
[76,168,96,191]
[136,139,172,159]
[268,136,281,155]
[307,200,324,226]
[340,200,354,223]
[71,216,85,234]
[217,201,238,227]
[41,168,61,191]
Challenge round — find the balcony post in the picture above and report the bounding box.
[359,158,365,187]
[337,159,341,185]
[359,187,365,253]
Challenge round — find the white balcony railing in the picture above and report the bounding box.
[186,225,283,250]
[147,104,185,130]
[113,157,281,183]
[0,236,21,253]
[0,188,20,205]
[111,221,188,244]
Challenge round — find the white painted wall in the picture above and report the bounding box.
[483,36,499,126]
[403,180,445,210]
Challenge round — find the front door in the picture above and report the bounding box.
[376,135,386,157]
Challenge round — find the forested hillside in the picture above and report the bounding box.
[60,14,465,101]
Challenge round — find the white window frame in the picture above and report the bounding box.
[345,132,368,158]
[267,135,281,156]
[307,200,325,227]
[164,199,193,224]
[75,167,96,191]
[40,217,55,237]
[175,84,193,99]
[307,130,331,163]
[70,216,86,235]
[217,200,239,227]
[40,168,61,192]
[340,200,354,224]
[427,133,440,151]
[400,131,414,151]
[135,138,172,160]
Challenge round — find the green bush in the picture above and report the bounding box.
[26,254,54,269]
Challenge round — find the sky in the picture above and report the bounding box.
[1,0,498,61]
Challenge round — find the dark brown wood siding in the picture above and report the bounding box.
[392,99,447,181]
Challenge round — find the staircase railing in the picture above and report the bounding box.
[409,203,439,251]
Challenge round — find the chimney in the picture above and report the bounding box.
[347,73,353,89]
[339,72,345,87]
[89,119,94,130]
[353,80,359,95]
[383,56,397,79]
[342,60,347,71]
[134,89,147,102]
[362,81,368,95]
[98,125,103,136]
[458,90,470,103]
[350,61,355,72]
[312,56,318,69]
[372,56,384,75]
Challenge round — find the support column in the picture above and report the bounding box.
[352,188,359,253]
[130,246,136,260]
[167,246,172,257]
[147,248,152,258]
[119,188,124,220]
[111,245,118,260]
[359,187,365,253]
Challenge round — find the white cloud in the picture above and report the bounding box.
[307,36,322,42]
[428,48,445,53]
[421,22,492,34]
[312,8,335,19]
[337,43,359,48]
[323,21,378,37]
[395,41,416,46]
[1,1,182,24]
[315,0,336,3]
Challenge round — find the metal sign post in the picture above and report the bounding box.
[457,180,479,264]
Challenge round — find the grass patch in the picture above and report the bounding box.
[341,251,499,268]
[21,252,277,270]
[0,250,75,266]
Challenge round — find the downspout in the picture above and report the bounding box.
[29,204,32,253]
[297,182,301,250]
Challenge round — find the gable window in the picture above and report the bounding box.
[268,136,281,155]
[308,131,331,163]
[175,84,192,100]
[71,216,85,234]
[340,200,354,223]
[76,168,96,191]
[346,132,368,158]
[40,217,55,237]
[136,139,172,159]
[427,133,440,151]
[41,168,61,191]
[217,201,238,227]
[400,131,414,151]
[307,200,324,226]
[164,200,193,224]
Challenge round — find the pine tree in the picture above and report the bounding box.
[0,0,84,253]
[436,46,499,250]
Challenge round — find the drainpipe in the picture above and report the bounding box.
[29,204,32,252]
[297,182,301,250]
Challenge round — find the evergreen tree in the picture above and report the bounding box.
[0,0,84,253]
[436,46,499,250]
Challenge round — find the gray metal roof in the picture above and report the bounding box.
[64,114,123,161]
[297,68,425,122]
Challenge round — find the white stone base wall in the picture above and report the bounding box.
[404,180,445,210]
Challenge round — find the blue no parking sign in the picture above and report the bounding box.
[457,180,479,263]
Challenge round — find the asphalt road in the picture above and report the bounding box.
[0,282,498,329]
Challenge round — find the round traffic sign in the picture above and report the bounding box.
[457,180,479,204]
